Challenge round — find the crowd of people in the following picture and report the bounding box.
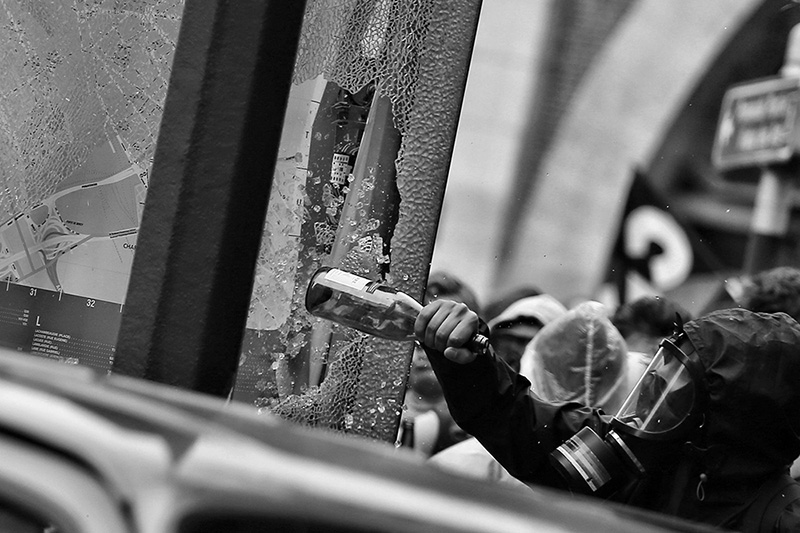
[398,266,800,532]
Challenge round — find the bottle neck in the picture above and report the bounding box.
[396,419,415,448]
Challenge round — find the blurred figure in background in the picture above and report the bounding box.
[735,266,800,322]
[400,271,480,456]
[520,300,642,415]
[423,271,482,315]
[486,294,567,372]
[611,295,692,362]
[482,285,543,324]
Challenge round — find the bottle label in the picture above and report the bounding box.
[324,269,370,291]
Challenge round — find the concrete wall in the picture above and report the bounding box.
[433,0,764,307]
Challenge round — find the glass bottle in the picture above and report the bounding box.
[395,418,415,449]
[305,266,489,352]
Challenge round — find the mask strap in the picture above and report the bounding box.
[696,473,708,501]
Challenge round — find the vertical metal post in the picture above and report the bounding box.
[113,0,307,396]
[743,23,800,275]
[743,168,795,274]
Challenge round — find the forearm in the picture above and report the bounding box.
[424,345,593,485]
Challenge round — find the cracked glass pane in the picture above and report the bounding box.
[234,0,477,444]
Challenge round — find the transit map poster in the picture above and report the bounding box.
[0,138,145,371]
[0,1,183,371]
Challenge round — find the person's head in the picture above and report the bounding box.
[424,271,481,314]
[487,294,567,372]
[736,266,800,322]
[679,308,800,466]
[552,308,800,495]
[521,300,630,413]
[483,286,542,324]
[611,295,692,357]
[407,340,444,414]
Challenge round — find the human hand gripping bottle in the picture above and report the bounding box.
[305,266,489,353]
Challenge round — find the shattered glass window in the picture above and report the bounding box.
[233,0,480,443]
[0,0,183,371]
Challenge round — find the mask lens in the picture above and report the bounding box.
[614,337,696,435]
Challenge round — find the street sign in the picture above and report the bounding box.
[712,76,800,170]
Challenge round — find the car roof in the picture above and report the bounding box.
[0,348,720,533]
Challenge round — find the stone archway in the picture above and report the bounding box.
[497,0,765,302]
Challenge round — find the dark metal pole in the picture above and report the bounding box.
[113,0,307,397]
[743,24,800,275]
[743,167,795,274]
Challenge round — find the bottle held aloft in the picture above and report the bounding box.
[305,266,489,352]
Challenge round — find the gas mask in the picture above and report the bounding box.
[549,329,707,496]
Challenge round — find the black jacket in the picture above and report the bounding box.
[425,309,800,532]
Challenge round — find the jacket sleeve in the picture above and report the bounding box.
[773,499,800,532]
[424,345,603,488]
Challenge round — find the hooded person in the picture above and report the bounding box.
[519,300,645,415]
[728,266,800,481]
[416,304,800,532]
[487,294,568,373]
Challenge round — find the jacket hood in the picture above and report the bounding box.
[488,294,567,332]
[683,308,800,467]
[520,301,630,412]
